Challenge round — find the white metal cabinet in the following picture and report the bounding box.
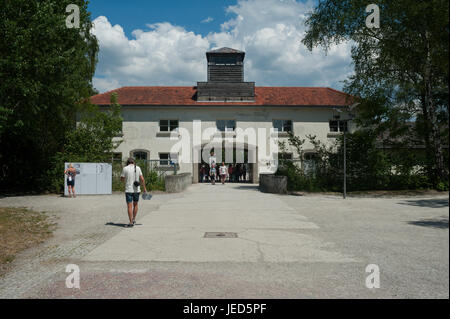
[64,163,112,196]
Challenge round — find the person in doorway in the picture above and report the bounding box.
[238,164,243,182]
[210,162,217,185]
[120,158,147,228]
[209,151,216,167]
[200,164,206,183]
[228,164,233,182]
[219,162,228,184]
[64,163,77,198]
[234,164,240,183]
[242,164,247,182]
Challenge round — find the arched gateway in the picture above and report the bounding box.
[192,142,258,184]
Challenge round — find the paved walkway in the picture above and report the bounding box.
[85,184,355,263]
[0,184,448,298]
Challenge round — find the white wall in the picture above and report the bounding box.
[113,105,354,176]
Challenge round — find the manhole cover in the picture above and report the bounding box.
[204,232,238,238]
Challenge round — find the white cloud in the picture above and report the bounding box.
[91,0,353,93]
[201,17,214,23]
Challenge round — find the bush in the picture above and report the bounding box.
[436,181,449,191]
[276,130,437,192]
[112,160,166,192]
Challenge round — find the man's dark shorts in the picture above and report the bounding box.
[67,179,75,187]
[125,193,140,203]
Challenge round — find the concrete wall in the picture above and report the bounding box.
[259,174,288,194]
[111,105,355,178]
[165,173,192,193]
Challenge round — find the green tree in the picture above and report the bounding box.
[0,0,98,192]
[302,0,449,186]
[48,93,123,193]
[63,93,123,162]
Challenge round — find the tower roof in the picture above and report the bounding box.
[206,47,244,54]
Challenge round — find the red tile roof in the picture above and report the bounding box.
[90,86,353,107]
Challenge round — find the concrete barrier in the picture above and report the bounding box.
[164,173,192,193]
[259,174,288,194]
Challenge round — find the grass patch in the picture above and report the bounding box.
[0,207,56,276]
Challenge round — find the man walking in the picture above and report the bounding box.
[121,158,147,228]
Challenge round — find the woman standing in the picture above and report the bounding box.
[219,162,228,184]
[64,163,77,198]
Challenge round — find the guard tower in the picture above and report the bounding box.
[197,47,255,102]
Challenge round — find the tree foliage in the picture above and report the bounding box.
[62,93,122,162]
[302,0,449,186]
[0,0,98,192]
[47,94,123,193]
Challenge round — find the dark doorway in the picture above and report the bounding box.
[197,145,255,184]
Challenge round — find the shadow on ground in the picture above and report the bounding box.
[408,217,449,229]
[105,222,129,228]
[232,185,260,191]
[398,198,449,208]
[105,222,144,227]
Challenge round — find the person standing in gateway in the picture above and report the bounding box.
[121,158,147,228]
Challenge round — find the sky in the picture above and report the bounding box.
[88,0,354,93]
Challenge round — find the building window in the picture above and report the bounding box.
[279,153,293,161]
[273,120,292,133]
[159,120,179,132]
[159,153,171,166]
[216,120,236,132]
[329,120,348,132]
[131,150,149,161]
[303,152,317,174]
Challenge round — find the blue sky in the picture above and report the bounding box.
[88,0,353,93]
[88,0,237,38]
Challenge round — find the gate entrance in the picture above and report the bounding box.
[192,143,258,184]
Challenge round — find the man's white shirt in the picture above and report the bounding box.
[121,164,143,193]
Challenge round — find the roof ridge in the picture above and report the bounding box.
[97,86,345,90]
[325,87,350,96]
[91,87,123,98]
[255,86,332,89]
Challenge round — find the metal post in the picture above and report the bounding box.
[343,127,347,199]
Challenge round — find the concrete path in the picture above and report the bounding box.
[0,184,448,298]
[85,184,356,263]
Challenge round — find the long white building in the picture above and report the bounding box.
[91,48,355,183]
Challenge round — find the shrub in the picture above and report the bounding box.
[276,130,436,192]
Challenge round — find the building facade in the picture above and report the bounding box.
[91,48,355,183]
